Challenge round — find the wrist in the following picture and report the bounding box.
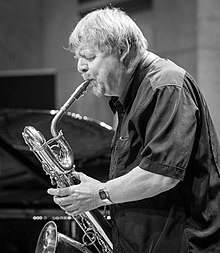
[98,183,113,205]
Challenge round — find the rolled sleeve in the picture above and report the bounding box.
[138,85,198,180]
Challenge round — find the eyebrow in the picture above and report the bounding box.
[75,48,96,58]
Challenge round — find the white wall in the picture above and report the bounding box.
[1,0,220,136]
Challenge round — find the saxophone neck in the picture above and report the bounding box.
[47,79,91,171]
[50,80,90,138]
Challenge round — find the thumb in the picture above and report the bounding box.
[79,173,101,185]
[71,171,83,183]
[74,172,89,182]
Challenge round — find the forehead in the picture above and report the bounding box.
[75,45,97,55]
[76,45,95,53]
[74,41,112,56]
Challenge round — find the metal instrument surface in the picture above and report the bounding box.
[22,80,113,253]
[35,221,92,253]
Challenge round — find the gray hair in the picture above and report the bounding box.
[68,7,149,55]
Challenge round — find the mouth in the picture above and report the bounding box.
[81,75,97,85]
[81,75,105,96]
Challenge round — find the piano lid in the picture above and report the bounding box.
[0,108,114,210]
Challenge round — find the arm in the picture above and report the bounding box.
[47,167,180,216]
[48,86,195,215]
[102,166,180,204]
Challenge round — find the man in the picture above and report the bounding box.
[48,7,220,253]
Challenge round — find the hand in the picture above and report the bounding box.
[47,172,102,216]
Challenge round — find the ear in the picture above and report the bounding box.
[119,40,130,65]
[119,40,137,67]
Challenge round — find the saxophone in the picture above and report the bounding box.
[22,80,113,253]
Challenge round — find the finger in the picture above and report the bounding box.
[53,195,70,206]
[53,196,69,210]
[47,187,72,197]
[66,209,82,216]
[79,172,92,182]
[64,202,80,212]
[53,196,81,213]
[53,195,62,204]
[53,195,74,205]
[47,188,59,195]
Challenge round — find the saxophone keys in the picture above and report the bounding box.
[50,176,57,186]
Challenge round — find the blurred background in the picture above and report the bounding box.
[0,0,220,252]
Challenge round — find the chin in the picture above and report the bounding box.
[92,87,104,97]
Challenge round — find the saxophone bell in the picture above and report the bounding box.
[35,221,92,253]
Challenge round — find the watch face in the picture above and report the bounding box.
[99,189,107,200]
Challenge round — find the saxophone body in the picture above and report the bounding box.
[22,80,113,253]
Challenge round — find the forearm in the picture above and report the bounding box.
[102,166,180,204]
[47,166,180,214]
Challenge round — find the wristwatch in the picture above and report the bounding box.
[99,185,113,205]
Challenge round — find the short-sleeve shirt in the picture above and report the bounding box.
[109,53,220,253]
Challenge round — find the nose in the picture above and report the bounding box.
[77,58,88,74]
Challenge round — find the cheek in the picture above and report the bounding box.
[107,70,118,82]
[103,61,119,80]
[90,56,120,81]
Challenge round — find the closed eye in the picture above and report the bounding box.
[85,56,96,61]
[74,55,95,61]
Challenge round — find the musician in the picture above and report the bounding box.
[48,7,220,253]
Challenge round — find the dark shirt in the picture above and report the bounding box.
[109,53,220,253]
